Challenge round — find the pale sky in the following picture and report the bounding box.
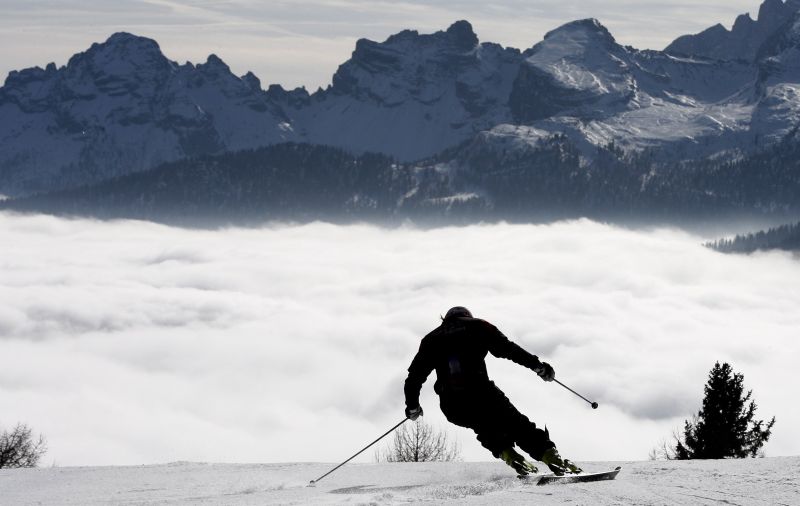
[0,0,764,90]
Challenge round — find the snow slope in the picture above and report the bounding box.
[2,458,798,505]
[502,19,760,158]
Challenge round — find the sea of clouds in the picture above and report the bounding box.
[0,211,797,466]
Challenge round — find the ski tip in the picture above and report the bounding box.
[308,480,316,487]
[535,466,621,486]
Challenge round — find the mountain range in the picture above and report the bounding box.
[2,0,800,224]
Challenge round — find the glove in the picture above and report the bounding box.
[405,405,423,421]
[535,362,555,382]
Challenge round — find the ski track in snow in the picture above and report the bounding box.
[2,458,799,505]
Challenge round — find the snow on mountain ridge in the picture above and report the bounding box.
[292,20,522,162]
[0,32,296,196]
[4,8,800,197]
[500,17,763,158]
[0,22,527,195]
[510,18,636,122]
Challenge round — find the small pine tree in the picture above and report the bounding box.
[675,362,775,459]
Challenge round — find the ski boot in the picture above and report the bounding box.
[540,447,582,476]
[499,447,538,477]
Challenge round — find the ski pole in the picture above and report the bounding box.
[554,379,599,409]
[308,417,409,486]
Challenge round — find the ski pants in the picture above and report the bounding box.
[438,382,555,460]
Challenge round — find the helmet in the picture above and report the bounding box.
[444,306,472,319]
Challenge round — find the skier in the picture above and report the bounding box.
[403,306,581,476]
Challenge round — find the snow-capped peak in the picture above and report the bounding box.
[4,10,800,198]
[524,18,625,71]
[509,18,634,122]
[538,18,618,49]
[0,31,296,196]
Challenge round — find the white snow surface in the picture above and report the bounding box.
[501,19,769,158]
[526,20,635,100]
[2,458,799,505]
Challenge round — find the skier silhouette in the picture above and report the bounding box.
[403,306,581,476]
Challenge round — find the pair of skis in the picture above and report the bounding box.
[516,379,618,486]
[520,466,621,486]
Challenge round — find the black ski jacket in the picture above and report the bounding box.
[404,316,544,409]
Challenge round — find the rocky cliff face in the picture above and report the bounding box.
[666,0,799,62]
[289,20,522,162]
[749,11,800,143]
[0,33,296,196]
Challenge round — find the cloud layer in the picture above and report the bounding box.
[1,212,798,466]
[1,0,761,89]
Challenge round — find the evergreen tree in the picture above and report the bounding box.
[676,362,775,459]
